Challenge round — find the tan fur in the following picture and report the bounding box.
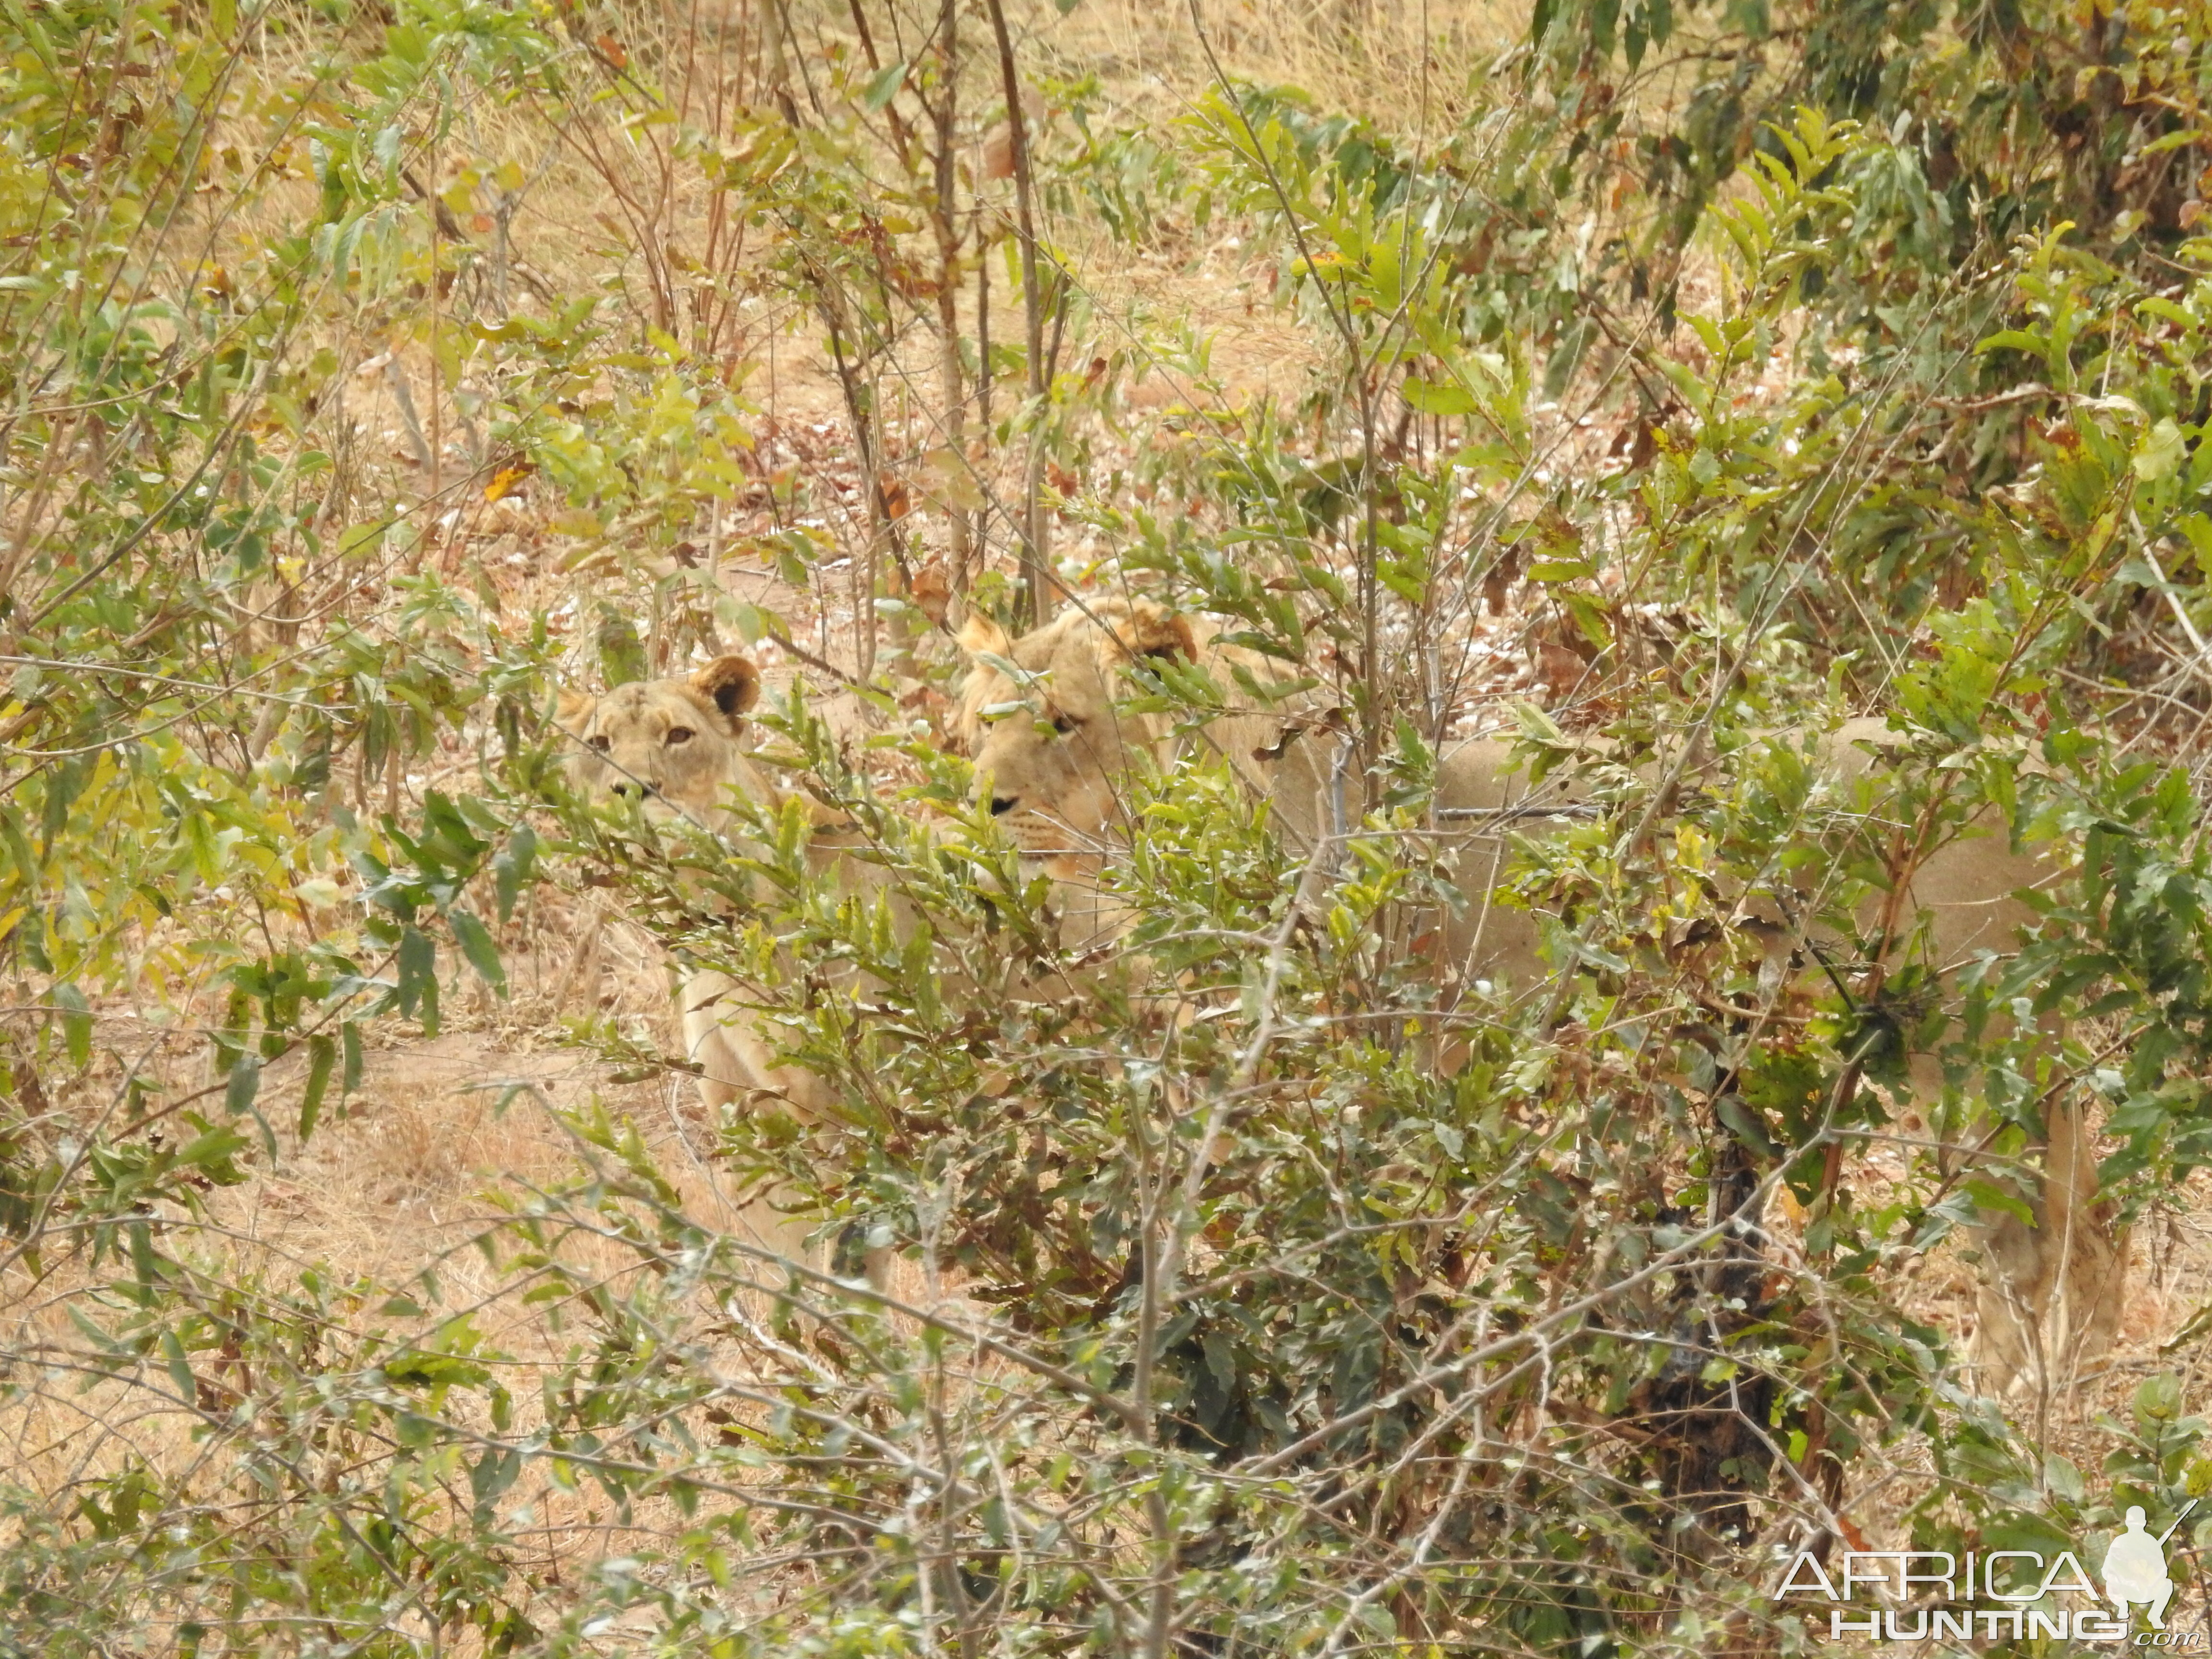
[1437,719,2123,1398]
[958,600,2123,1399]
[956,596,1336,953]
[1815,721,2120,1400]
[562,661,980,1301]
[560,654,770,823]
[956,596,1328,855]
[557,656,838,1125]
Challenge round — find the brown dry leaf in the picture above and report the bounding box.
[594,32,628,70]
[1482,565,1513,615]
[1534,638,1587,697]
[908,557,952,625]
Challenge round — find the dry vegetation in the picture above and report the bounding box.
[13,0,2212,1653]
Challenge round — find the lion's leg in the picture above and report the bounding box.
[680,969,841,1123]
[1046,861,1132,957]
[1909,1049,2046,1396]
[553,896,607,1012]
[1962,1092,2128,1397]
[676,968,862,1281]
[679,968,753,1114]
[2036,1094,2128,1380]
[1968,1206,2047,1397]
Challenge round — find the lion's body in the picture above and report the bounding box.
[1431,720,2055,996]
[1431,721,2117,1397]
[956,598,1334,952]
[558,656,847,1126]
[956,603,2122,1396]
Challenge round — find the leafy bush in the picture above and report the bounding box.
[12,1,2212,1655]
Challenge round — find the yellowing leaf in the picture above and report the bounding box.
[484,461,534,503]
[2135,417,2186,482]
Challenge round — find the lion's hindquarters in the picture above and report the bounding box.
[1817,745,2124,1393]
[1427,739,1586,998]
[1906,832,2126,1393]
[1425,727,2121,1395]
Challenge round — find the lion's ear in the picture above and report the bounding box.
[555,689,595,733]
[691,655,762,727]
[1112,601,1198,665]
[959,613,1012,659]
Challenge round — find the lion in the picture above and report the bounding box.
[953,601,2123,1398]
[565,655,1074,1303]
[954,597,1337,948]
[557,653,846,1125]
[956,597,1267,850]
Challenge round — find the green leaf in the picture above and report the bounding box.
[1510,699,1565,745]
[161,1331,198,1407]
[397,926,439,1035]
[493,823,537,923]
[449,909,506,993]
[1960,1178,2035,1227]
[1715,1095,1778,1159]
[128,1219,157,1299]
[2044,1452,2086,1504]
[300,1034,335,1141]
[51,983,91,1069]
[177,1120,250,1184]
[1401,375,1476,416]
[861,61,909,113]
[471,1444,523,1511]
[225,1051,261,1116]
[2138,1372,2185,1424]
[2135,417,2186,483]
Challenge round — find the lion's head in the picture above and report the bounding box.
[953,598,1199,855]
[556,654,770,823]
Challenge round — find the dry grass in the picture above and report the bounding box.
[8,6,2211,1647]
[1040,0,1522,129]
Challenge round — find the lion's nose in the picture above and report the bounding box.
[611,779,654,799]
[989,795,1018,816]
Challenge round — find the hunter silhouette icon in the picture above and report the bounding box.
[2104,1503,2195,1628]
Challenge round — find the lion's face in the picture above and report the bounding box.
[557,655,765,823]
[953,600,1196,857]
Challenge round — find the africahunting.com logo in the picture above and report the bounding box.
[1774,1501,2199,1644]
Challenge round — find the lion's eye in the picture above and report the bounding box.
[588,734,612,752]
[1050,710,1079,735]
[665,726,695,746]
